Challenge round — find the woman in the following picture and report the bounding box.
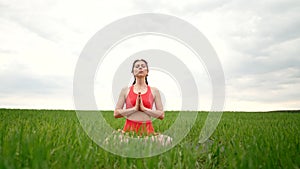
[114,59,164,136]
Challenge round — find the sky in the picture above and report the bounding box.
[0,0,300,111]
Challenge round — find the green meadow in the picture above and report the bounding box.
[0,109,299,169]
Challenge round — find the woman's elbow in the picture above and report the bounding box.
[158,111,165,120]
[114,110,122,118]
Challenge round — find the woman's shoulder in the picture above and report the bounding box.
[121,86,131,92]
[149,86,161,99]
[149,86,159,92]
[149,86,160,97]
[121,86,132,96]
[121,86,131,90]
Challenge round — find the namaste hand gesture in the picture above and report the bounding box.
[135,92,147,112]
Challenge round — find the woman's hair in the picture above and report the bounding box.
[131,59,149,85]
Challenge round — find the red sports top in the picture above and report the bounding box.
[125,85,154,109]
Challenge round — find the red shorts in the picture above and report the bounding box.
[123,119,154,135]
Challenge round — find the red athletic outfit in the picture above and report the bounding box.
[123,85,155,135]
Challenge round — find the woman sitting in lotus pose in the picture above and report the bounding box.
[114,59,164,134]
[113,59,172,145]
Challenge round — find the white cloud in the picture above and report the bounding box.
[226,67,300,110]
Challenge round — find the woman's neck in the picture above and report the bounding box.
[135,77,147,87]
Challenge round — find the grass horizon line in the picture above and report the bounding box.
[0,107,299,113]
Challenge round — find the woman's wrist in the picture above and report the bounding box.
[141,107,149,113]
[120,107,137,116]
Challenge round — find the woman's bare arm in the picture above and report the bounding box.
[114,87,138,118]
[140,87,164,120]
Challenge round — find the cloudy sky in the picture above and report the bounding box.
[1,0,299,111]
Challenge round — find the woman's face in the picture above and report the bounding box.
[133,61,148,77]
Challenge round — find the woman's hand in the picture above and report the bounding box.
[139,96,163,119]
[139,94,147,112]
[135,92,141,111]
[135,92,147,112]
[138,87,164,120]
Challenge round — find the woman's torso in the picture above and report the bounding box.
[125,85,154,121]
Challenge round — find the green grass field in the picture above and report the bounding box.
[0,109,299,169]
